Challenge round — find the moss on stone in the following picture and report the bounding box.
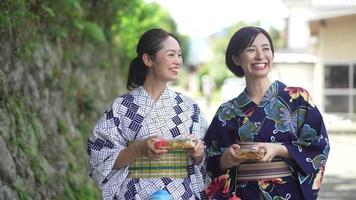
[30,115,44,143]
[19,143,49,184]
[0,69,8,103]
[57,119,69,136]
[0,0,164,198]
[13,182,32,200]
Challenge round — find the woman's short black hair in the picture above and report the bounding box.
[126,28,180,90]
[225,26,274,77]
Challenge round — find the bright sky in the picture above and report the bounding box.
[145,0,288,38]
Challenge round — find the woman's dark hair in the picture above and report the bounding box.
[225,26,274,77]
[126,28,180,90]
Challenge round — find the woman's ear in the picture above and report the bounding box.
[232,55,240,66]
[142,53,153,67]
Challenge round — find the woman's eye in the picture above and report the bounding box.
[246,48,255,52]
[263,47,271,51]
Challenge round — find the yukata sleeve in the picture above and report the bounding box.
[87,100,129,195]
[189,103,210,199]
[282,96,330,198]
[190,103,209,140]
[204,112,231,179]
[283,100,330,175]
[204,116,220,178]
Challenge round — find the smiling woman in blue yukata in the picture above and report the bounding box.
[204,26,330,200]
[87,28,209,200]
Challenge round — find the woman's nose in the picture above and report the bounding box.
[255,49,264,60]
[175,56,182,65]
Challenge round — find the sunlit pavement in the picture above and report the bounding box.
[318,133,356,200]
[194,96,356,200]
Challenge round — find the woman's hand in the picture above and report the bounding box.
[257,143,290,162]
[136,136,168,160]
[187,138,205,165]
[219,144,242,171]
[113,136,167,169]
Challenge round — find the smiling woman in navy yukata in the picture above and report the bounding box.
[204,26,330,200]
[87,29,209,200]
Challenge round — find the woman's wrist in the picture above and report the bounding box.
[132,140,145,158]
[113,141,143,169]
[219,153,230,172]
[277,144,291,158]
[193,154,204,165]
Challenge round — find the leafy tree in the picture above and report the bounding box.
[111,0,188,79]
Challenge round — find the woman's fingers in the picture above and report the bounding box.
[231,143,241,150]
[141,136,167,160]
[147,151,160,160]
[258,143,279,162]
[187,139,204,157]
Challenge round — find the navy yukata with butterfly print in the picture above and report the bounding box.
[204,80,330,200]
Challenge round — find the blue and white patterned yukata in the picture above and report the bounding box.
[87,86,209,200]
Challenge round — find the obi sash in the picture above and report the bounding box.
[236,159,292,181]
[128,150,189,178]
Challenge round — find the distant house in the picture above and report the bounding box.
[309,10,356,119]
[274,0,356,122]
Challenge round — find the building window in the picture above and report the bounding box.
[325,95,348,112]
[325,65,348,88]
[324,63,356,115]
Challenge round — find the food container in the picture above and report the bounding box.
[154,138,197,150]
[237,142,264,161]
[151,189,172,200]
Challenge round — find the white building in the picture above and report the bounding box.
[273,0,356,131]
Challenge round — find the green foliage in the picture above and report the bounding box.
[83,21,106,43]
[269,26,286,49]
[41,4,55,17]
[14,186,31,200]
[57,119,69,135]
[7,96,30,142]
[72,183,100,200]
[0,69,8,103]
[112,0,184,76]
[76,90,96,115]
[198,22,244,88]
[177,34,190,63]
[58,181,100,200]
[6,96,49,185]
[1,0,185,199]
[58,184,76,200]
[26,147,49,184]
[1,0,186,70]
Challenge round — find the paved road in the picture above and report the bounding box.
[318,133,356,200]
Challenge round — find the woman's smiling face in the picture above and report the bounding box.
[233,33,273,79]
[148,36,182,82]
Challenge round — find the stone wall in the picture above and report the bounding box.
[0,30,124,200]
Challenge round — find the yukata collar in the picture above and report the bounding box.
[134,86,171,109]
[235,80,282,108]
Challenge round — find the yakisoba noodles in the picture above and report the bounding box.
[237,142,265,161]
[154,138,197,150]
[238,150,264,160]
